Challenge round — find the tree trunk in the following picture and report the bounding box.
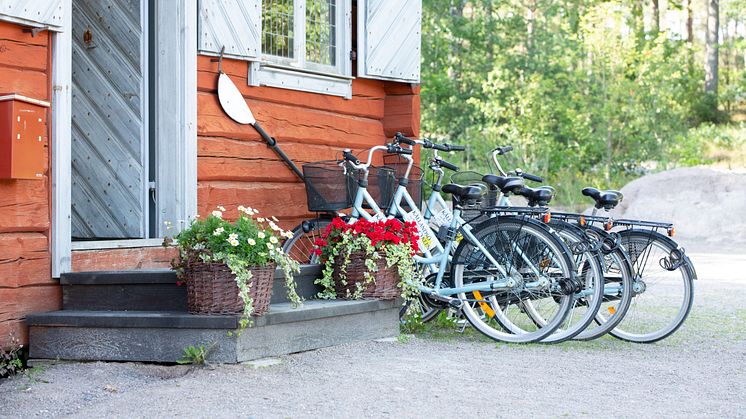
[686,0,693,43]
[652,0,660,33]
[705,0,719,97]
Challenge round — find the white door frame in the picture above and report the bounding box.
[52,0,197,277]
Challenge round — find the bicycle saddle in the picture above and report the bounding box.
[515,186,555,207]
[481,175,524,194]
[582,187,623,210]
[442,183,484,205]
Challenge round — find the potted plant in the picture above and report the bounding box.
[313,217,423,301]
[168,206,302,329]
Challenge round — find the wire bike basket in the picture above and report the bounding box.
[302,160,353,212]
[302,160,396,212]
[383,153,424,211]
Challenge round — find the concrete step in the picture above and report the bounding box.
[27,299,400,363]
[60,265,323,311]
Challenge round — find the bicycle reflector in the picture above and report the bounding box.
[604,221,613,231]
[579,216,586,227]
[668,227,675,237]
[542,212,552,223]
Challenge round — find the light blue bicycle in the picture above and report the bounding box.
[285,139,579,343]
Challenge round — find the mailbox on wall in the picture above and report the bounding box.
[0,94,49,180]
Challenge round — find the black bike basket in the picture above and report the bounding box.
[302,160,352,212]
[349,165,397,210]
[383,153,424,211]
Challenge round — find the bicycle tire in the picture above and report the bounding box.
[451,216,574,343]
[609,229,696,343]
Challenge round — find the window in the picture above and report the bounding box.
[262,0,344,76]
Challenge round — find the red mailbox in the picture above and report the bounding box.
[0,94,49,180]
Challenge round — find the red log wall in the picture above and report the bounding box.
[0,21,61,348]
[196,55,420,230]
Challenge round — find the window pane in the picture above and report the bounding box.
[306,0,336,66]
[262,0,294,58]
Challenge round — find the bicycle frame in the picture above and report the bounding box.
[345,145,555,299]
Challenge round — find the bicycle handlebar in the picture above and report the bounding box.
[436,158,459,172]
[394,132,416,146]
[494,145,513,155]
[521,172,544,183]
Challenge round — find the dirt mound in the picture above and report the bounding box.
[611,167,746,250]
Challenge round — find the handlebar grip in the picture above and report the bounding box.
[397,147,413,155]
[494,145,513,155]
[342,149,360,164]
[448,144,466,151]
[394,132,416,146]
[521,172,544,183]
[437,159,459,171]
[432,143,449,152]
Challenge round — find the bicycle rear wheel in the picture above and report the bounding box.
[282,217,332,264]
[452,216,574,343]
[522,221,605,343]
[610,229,695,343]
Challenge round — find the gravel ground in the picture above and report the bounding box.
[1,248,744,419]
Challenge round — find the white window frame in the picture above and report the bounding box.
[249,0,352,99]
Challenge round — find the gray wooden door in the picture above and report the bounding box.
[71,0,147,239]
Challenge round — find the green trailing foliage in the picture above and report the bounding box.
[0,335,25,378]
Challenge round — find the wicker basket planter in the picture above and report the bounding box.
[185,260,275,316]
[332,250,400,300]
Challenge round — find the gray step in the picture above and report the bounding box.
[61,265,324,311]
[28,299,400,363]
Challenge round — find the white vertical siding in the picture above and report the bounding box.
[198,0,261,60]
[357,0,421,83]
[0,0,65,30]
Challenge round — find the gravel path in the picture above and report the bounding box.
[1,250,744,418]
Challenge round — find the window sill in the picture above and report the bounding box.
[249,62,353,99]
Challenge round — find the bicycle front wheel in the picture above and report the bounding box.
[282,217,332,264]
[452,216,574,343]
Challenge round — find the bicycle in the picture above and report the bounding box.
[285,138,579,343]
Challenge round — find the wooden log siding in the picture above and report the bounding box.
[196,55,420,230]
[0,21,60,348]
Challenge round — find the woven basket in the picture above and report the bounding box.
[184,260,275,316]
[332,250,400,300]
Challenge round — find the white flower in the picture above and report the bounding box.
[257,217,266,223]
[238,205,246,212]
[229,239,239,247]
[251,208,259,215]
[248,238,256,246]
[211,210,223,219]
[269,236,278,244]
[213,227,225,236]
[283,231,294,239]
[218,205,226,212]
[257,231,266,239]
[266,242,274,250]
[228,233,238,241]
[271,216,279,222]
[269,221,281,231]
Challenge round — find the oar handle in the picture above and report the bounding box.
[252,122,305,182]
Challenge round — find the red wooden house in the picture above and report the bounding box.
[0,0,421,362]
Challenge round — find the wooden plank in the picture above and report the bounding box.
[197,92,386,148]
[0,285,62,347]
[0,319,26,348]
[198,137,350,183]
[384,94,418,116]
[0,38,48,71]
[0,66,48,99]
[383,113,421,138]
[0,21,49,46]
[0,179,50,233]
[63,284,187,311]
[0,233,52,288]
[71,247,178,272]
[198,181,314,223]
[196,56,385,120]
[384,81,420,95]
